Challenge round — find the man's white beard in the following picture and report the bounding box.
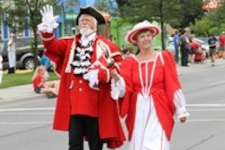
[79,25,95,36]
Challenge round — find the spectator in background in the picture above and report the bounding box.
[218,31,225,59]
[180,29,190,67]
[0,51,3,84]
[122,47,134,59]
[32,65,59,96]
[108,34,114,43]
[173,30,180,63]
[7,34,17,73]
[190,36,204,63]
[208,35,218,66]
[121,44,125,51]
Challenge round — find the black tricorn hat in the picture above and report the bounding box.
[76,6,106,25]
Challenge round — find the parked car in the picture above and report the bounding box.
[167,37,210,58]
[0,37,44,70]
[167,40,175,55]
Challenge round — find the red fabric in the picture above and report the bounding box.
[33,75,44,90]
[190,41,200,50]
[219,35,225,46]
[119,51,181,141]
[195,53,204,61]
[69,75,99,117]
[40,32,125,149]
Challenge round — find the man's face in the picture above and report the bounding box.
[78,14,96,30]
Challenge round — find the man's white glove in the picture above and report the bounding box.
[83,70,99,88]
[37,5,59,33]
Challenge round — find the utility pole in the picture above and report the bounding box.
[61,2,64,36]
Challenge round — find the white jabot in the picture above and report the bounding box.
[81,32,96,46]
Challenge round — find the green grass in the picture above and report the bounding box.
[0,72,60,89]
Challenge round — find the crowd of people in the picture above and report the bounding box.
[35,4,189,150]
[172,29,225,67]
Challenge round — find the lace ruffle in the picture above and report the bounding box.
[71,40,93,76]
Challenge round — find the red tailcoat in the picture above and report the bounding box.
[40,32,125,149]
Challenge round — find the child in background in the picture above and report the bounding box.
[0,52,3,84]
[32,65,59,96]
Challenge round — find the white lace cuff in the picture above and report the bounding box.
[83,70,99,88]
[176,106,189,119]
[110,77,125,100]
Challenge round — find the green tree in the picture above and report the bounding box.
[189,17,214,36]
[173,0,204,28]
[189,3,225,36]
[206,3,225,34]
[116,0,183,49]
[116,0,204,49]
[2,0,60,69]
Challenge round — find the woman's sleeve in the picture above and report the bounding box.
[118,58,134,117]
[162,51,189,117]
[163,51,181,101]
[173,89,190,119]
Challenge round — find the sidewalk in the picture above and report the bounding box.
[1,58,225,104]
[0,84,47,104]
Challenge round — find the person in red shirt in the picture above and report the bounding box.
[37,5,125,150]
[189,37,204,63]
[32,65,58,96]
[218,31,225,59]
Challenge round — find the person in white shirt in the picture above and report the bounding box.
[0,52,3,84]
[7,34,17,73]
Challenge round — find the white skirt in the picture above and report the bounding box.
[128,94,170,150]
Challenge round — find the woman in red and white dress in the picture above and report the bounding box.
[111,20,189,150]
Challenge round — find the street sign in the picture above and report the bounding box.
[202,0,220,10]
[65,13,78,21]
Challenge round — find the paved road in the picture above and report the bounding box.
[1,65,225,150]
[173,66,225,150]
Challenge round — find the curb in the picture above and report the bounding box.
[177,60,225,75]
[0,94,51,105]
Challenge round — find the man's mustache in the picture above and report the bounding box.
[81,25,90,28]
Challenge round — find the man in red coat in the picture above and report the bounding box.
[38,5,125,150]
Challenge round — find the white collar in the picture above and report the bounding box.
[81,32,96,46]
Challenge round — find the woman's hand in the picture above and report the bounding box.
[180,117,187,123]
[111,69,120,82]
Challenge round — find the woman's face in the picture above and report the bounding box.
[135,30,153,50]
